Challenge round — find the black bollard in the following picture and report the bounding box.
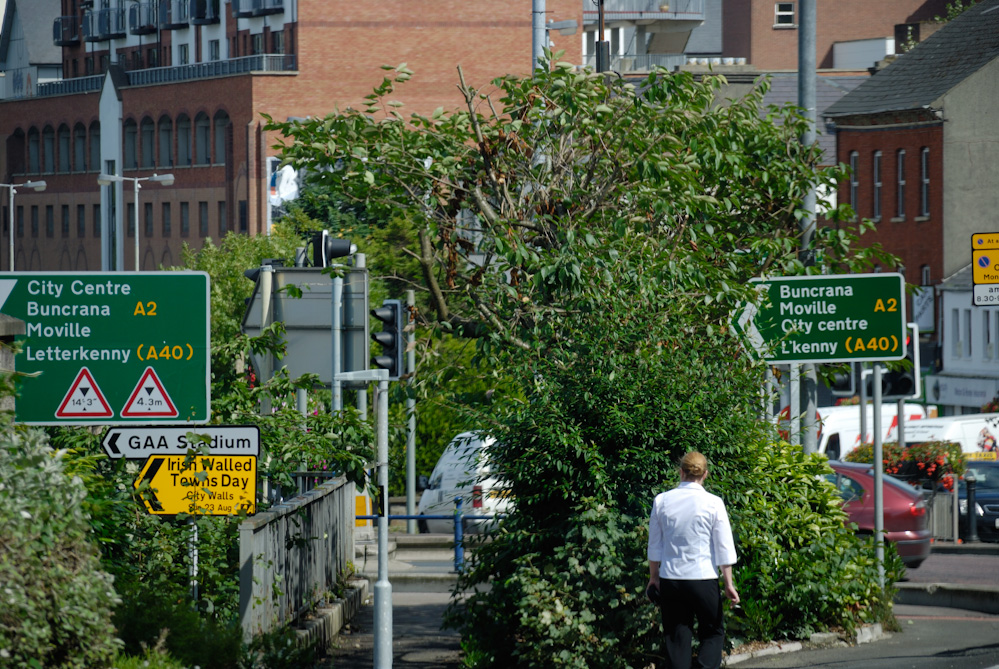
[966,472,980,544]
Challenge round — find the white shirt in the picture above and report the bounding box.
[647,481,738,580]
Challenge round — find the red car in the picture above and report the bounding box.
[826,461,932,569]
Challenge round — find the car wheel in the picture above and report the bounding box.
[418,515,429,534]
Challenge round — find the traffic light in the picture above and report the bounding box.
[864,335,918,400]
[311,229,354,267]
[828,363,856,397]
[370,299,404,380]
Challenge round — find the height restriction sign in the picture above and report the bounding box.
[0,272,210,425]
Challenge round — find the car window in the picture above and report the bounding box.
[826,472,864,502]
[961,464,999,491]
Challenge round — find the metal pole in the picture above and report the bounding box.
[897,398,906,452]
[189,518,199,605]
[860,365,869,447]
[872,364,885,588]
[532,0,546,71]
[798,0,818,455]
[406,289,417,534]
[374,379,392,669]
[295,247,308,418]
[332,276,343,414]
[133,178,141,271]
[789,365,800,447]
[259,265,273,501]
[7,186,13,271]
[356,254,368,421]
[596,0,609,72]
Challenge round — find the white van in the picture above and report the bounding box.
[780,403,930,459]
[417,432,511,534]
[901,413,999,454]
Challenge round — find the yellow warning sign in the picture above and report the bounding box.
[972,233,999,251]
[133,455,256,516]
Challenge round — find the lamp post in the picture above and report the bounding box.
[1,180,47,271]
[97,172,174,271]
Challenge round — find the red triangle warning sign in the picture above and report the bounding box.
[55,367,114,418]
[121,367,179,418]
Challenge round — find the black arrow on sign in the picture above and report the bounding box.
[102,431,121,457]
[138,457,164,513]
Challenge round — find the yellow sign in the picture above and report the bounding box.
[972,233,999,251]
[134,455,256,515]
[965,451,998,462]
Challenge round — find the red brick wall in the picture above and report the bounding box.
[833,121,944,289]
[742,0,950,70]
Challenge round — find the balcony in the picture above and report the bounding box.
[158,0,190,30]
[126,54,297,86]
[582,52,686,73]
[52,15,80,46]
[82,6,127,42]
[232,0,283,18]
[129,1,157,35]
[190,0,221,24]
[583,0,705,23]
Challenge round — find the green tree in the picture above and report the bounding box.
[265,57,899,664]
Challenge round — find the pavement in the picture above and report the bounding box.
[323,536,999,669]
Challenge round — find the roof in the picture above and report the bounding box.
[761,73,868,163]
[824,0,999,118]
[938,263,974,292]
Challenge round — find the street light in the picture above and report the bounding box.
[97,172,174,271]
[1,180,47,271]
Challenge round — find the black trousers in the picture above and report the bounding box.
[658,578,725,669]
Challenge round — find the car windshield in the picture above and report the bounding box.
[959,463,999,492]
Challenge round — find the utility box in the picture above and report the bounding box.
[241,265,369,386]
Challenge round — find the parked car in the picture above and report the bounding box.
[826,461,931,568]
[417,432,511,534]
[957,456,999,543]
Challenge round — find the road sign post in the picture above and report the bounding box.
[0,272,210,425]
[732,273,907,365]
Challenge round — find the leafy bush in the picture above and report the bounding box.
[0,424,122,667]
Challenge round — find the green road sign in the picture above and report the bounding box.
[732,273,906,364]
[0,272,210,425]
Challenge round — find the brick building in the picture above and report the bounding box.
[824,0,999,405]
[0,0,580,271]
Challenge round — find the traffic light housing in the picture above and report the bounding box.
[311,229,354,267]
[827,363,856,397]
[370,299,404,380]
[864,334,918,400]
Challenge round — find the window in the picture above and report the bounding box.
[775,2,796,26]
[16,206,23,237]
[127,203,135,237]
[27,128,40,173]
[58,125,71,173]
[218,200,227,235]
[272,31,284,54]
[43,127,55,173]
[952,309,961,357]
[180,202,190,236]
[213,111,229,165]
[162,202,171,236]
[93,204,101,237]
[31,206,39,237]
[194,113,210,165]
[964,309,973,358]
[89,122,101,172]
[872,150,882,220]
[209,39,220,60]
[849,151,859,216]
[986,311,994,360]
[896,149,905,219]
[239,200,247,232]
[85,56,94,74]
[148,47,158,67]
[921,264,931,286]
[176,115,191,166]
[610,27,620,56]
[179,43,190,65]
[920,147,930,217]
[199,201,208,236]
[45,206,54,238]
[251,33,263,55]
[140,118,155,168]
[77,204,86,237]
[123,120,138,170]
[61,205,69,237]
[144,202,153,238]
[158,116,173,168]
[74,123,86,172]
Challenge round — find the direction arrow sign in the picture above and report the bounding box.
[102,425,261,459]
[734,273,907,364]
[0,272,209,425]
[133,455,256,516]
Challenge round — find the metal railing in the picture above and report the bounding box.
[357,498,505,572]
[36,75,103,97]
[582,53,686,73]
[239,475,354,638]
[585,0,704,14]
[127,54,297,86]
[82,6,127,41]
[52,15,80,45]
